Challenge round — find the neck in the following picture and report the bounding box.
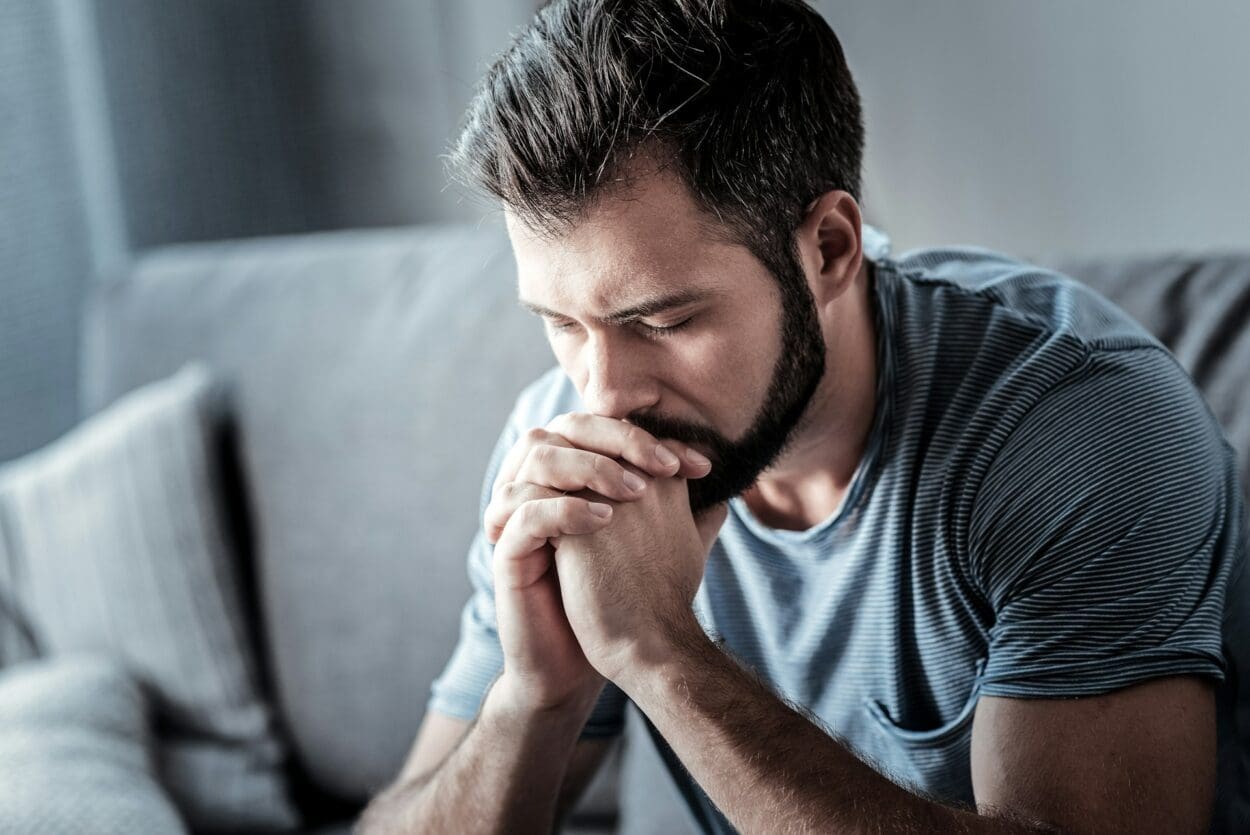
[741,261,879,531]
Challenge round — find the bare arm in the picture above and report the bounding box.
[971,678,1215,833]
[356,676,613,835]
[615,611,1215,834]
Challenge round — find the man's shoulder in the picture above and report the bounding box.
[506,366,584,434]
[884,244,1161,353]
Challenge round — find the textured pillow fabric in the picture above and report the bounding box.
[0,654,187,834]
[78,226,559,798]
[0,363,297,832]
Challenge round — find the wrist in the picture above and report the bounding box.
[487,671,603,730]
[614,609,712,700]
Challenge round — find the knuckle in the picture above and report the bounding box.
[532,444,554,466]
[523,426,548,445]
[547,411,575,434]
[589,453,609,477]
[519,445,545,476]
[623,422,646,448]
[516,500,541,529]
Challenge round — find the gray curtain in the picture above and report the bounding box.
[0,0,538,462]
[1,2,95,462]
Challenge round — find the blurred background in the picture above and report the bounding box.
[3,0,1249,462]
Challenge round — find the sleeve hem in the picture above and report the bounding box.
[979,649,1225,699]
[425,694,482,724]
[428,695,625,741]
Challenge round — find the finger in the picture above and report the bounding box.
[485,481,564,544]
[515,445,651,502]
[492,540,553,590]
[494,496,613,568]
[546,412,712,479]
[493,427,576,499]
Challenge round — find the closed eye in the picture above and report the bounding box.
[545,318,579,333]
[545,316,695,337]
[635,317,693,337]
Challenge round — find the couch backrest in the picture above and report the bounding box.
[82,223,556,801]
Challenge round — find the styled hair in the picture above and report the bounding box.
[449,0,864,280]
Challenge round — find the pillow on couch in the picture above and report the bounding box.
[0,363,297,832]
[0,654,187,834]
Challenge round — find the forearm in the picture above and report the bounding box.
[357,676,594,835]
[617,616,1050,835]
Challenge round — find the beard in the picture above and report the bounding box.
[624,251,828,515]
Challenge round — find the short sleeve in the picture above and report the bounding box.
[968,346,1244,698]
[427,396,628,737]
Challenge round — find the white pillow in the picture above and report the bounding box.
[0,654,188,833]
[0,363,297,832]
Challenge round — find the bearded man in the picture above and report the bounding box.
[360,1,1246,832]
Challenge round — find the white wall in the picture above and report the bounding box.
[821,0,1250,259]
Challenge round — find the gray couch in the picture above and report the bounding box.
[63,222,1250,831]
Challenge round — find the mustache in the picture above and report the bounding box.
[623,412,729,461]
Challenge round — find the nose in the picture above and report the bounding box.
[579,332,659,419]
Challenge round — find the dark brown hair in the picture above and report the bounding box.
[449,0,864,283]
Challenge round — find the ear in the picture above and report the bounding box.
[795,190,864,307]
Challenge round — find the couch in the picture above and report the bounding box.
[3,221,1247,832]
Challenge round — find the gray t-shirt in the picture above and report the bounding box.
[429,226,1246,832]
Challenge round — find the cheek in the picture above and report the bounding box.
[672,325,776,432]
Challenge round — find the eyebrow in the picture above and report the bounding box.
[519,288,711,325]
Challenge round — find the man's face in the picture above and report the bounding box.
[507,169,826,513]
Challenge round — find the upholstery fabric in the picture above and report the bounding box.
[0,654,186,834]
[0,364,297,832]
[80,224,558,800]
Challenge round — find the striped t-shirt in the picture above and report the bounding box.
[429,225,1245,831]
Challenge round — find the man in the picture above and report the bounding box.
[360,1,1246,832]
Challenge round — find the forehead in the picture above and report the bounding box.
[505,168,744,314]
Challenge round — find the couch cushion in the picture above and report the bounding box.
[0,364,297,832]
[0,654,187,833]
[80,225,557,801]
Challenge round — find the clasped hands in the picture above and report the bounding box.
[483,412,728,708]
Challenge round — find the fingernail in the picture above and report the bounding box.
[655,445,680,467]
[623,470,646,492]
[685,448,711,468]
[589,502,612,517]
